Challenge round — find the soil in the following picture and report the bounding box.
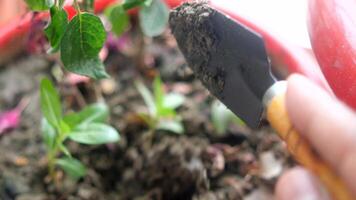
[0,17,294,200]
[169,1,223,95]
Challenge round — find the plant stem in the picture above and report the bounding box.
[73,0,81,14]
[141,127,155,150]
[147,127,155,142]
[59,0,65,7]
[48,150,56,181]
[47,129,61,182]
[135,27,146,72]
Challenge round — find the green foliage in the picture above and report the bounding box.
[56,157,86,180]
[25,0,54,11]
[122,0,152,10]
[135,76,185,134]
[139,0,169,37]
[163,93,185,109]
[58,0,65,7]
[44,7,68,53]
[157,120,184,134]
[106,0,169,37]
[61,13,108,79]
[25,0,109,79]
[69,123,120,145]
[107,5,130,36]
[211,100,245,134]
[136,78,156,116]
[25,0,170,78]
[40,78,120,180]
[41,118,56,149]
[63,103,109,128]
[40,78,62,127]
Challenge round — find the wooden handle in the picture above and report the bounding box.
[267,93,353,200]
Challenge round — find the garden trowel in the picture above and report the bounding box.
[169,2,353,199]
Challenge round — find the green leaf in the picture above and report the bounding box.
[232,116,245,126]
[41,118,56,149]
[139,0,169,37]
[59,143,72,157]
[61,13,108,79]
[123,0,151,10]
[56,157,86,179]
[157,120,184,134]
[63,103,109,129]
[108,5,129,36]
[25,0,54,11]
[45,6,68,53]
[211,100,244,134]
[157,106,176,117]
[59,120,71,135]
[153,76,164,110]
[68,123,120,145]
[211,100,230,134]
[135,80,156,117]
[163,93,185,109]
[40,78,62,128]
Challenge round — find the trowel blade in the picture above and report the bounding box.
[169,2,276,128]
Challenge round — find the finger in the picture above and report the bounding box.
[275,167,327,200]
[286,74,356,194]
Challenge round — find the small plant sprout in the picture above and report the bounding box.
[24,0,170,79]
[40,78,120,181]
[105,0,170,37]
[135,76,185,134]
[211,100,245,134]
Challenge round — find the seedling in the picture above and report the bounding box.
[40,78,120,181]
[24,0,169,79]
[135,76,185,134]
[106,0,169,37]
[211,100,245,135]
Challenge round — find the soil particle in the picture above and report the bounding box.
[0,56,49,105]
[169,1,225,95]
[143,138,209,199]
[120,136,210,200]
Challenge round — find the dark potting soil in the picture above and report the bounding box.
[0,25,293,199]
[169,1,225,96]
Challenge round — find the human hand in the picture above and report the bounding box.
[275,74,356,200]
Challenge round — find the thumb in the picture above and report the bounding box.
[285,74,356,195]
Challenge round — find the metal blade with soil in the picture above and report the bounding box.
[169,1,276,128]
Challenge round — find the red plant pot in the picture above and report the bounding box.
[308,0,356,110]
[0,0,355,109]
